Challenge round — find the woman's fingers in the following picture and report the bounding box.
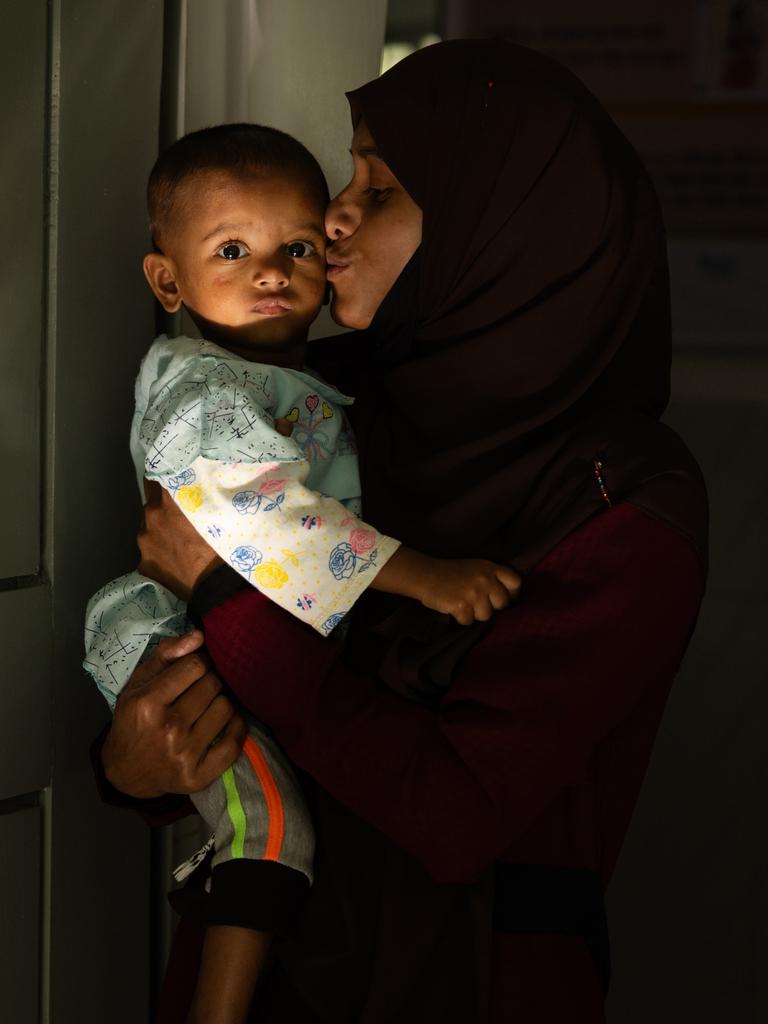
[171,667,225,725]
[136,647,213,708]
[274,416,294,437]
[189,688,241,748]
[138,479,223,600]
[143,477,163,505]
[124,632,206,696]
[198,714,248,779]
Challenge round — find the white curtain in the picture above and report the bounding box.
[181,0,387,195]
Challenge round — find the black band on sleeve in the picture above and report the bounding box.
[188,563,250,625]
[170,858,310,936]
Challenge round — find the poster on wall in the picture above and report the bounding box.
[695,0,768,99]
[442,0,768,350]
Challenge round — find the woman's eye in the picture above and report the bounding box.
[285,240,315,258]
[366,186,391,203]
[216,241,248,260]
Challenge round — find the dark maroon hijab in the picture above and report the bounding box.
[277,39,708,1021]
[315,39,707,583]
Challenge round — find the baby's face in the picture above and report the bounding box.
[154,170,327,363]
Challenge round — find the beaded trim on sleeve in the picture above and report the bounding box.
[593,459,612,508]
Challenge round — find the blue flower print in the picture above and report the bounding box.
[232,490,261,515]
[328,542,357,580]
[166,468,196,493]
[321,612,346,635]
[230,545,263,574]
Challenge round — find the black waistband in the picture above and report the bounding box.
[493,863,611,993]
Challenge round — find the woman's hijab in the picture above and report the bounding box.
[318,38,707,577]
[274,39,707,1022]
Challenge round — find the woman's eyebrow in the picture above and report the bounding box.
[350,146,381,158]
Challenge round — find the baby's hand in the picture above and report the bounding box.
[371,547,521,624]
[419,557,521,625]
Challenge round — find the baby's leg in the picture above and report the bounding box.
[191,719,314,918]
[185,721,314,1024]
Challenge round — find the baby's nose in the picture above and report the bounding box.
[254,261,289,287]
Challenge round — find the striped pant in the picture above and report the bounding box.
[189,719,314,926]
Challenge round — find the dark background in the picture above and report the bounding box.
[382,3,768,1021]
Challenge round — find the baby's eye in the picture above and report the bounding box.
[285,240,315,258]
[215,241,248,260]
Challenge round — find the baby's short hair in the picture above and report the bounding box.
[147,122,329,247]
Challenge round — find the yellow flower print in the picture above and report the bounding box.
[176,484,204,512]
[252,560,289,589]
[321,401,334,419]
[285,407,300,423]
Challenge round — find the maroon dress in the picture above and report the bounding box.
[154,501,704,1022]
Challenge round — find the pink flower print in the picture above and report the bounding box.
[259,478,287,496]
[305,394,319,413]
[349,527,376,555]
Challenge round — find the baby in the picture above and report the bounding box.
[84,123,518,1023]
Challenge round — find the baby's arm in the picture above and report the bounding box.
[371,547,521,625]
[159,455,401,634]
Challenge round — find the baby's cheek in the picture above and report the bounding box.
[211,272,235,290]
[304,270,327,306]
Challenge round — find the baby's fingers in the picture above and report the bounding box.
[488,579,512,612]
[451,598,475,626]
[496,565,522,598]
[473,594,494,622]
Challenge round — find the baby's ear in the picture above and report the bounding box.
[143,252,182,313]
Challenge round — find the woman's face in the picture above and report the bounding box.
[325,119,422,330]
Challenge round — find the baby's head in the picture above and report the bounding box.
[143,123,329,364]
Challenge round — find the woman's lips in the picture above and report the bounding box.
[251,298,292,316]
[326,263,349,280]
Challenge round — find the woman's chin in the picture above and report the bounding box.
[329,293,373,331]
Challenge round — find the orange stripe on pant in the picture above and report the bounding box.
[242,734,285,861]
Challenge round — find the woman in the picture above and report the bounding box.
[99,40,707,1022]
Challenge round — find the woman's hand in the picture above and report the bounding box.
[372,547,522,625]
[138,480,223,600]
[102,631,246,798]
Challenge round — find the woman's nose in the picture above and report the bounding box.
[325,187,361,242]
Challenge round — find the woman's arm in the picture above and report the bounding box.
[197,503,704,884]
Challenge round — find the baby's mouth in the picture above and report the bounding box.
[251,297,293,316]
